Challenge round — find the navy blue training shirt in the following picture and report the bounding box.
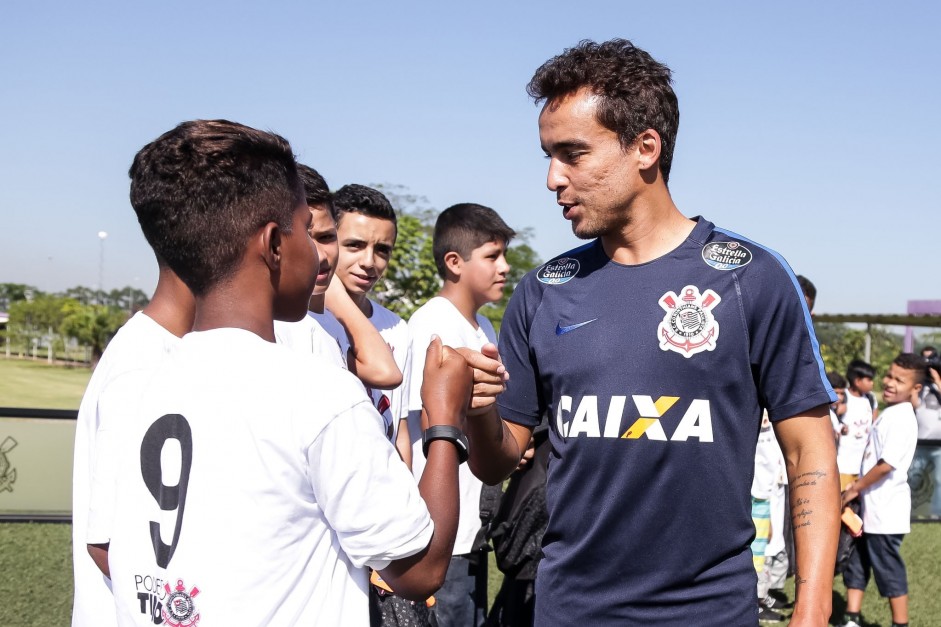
[497,217,835,626]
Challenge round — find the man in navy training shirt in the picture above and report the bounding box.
[461,39,841,627]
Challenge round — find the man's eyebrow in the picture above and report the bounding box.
[542,139,591,153]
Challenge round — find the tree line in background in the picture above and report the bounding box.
[4,185,937,374]
[1,283,150,364]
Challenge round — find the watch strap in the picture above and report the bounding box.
[422,425,469,464]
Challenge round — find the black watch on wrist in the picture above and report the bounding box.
[422,425,469,464]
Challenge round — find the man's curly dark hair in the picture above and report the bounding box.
[527,39,680,184]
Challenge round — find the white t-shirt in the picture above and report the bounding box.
[274,312,345,369]
[72,312,179,627]
[859,401,918,534]
[407,296,497,555]
[93,328,433,626]
[836,391,875,474]
[315,301,411,443]
[752,415,778,500]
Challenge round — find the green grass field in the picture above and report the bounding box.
[2,360,939,626]
[1,522,938,626]
[0,358,91,409]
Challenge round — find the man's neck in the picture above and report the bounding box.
[438,283,481,329]
[600,190,695,265]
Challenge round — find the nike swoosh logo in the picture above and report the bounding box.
[556,319,598,335]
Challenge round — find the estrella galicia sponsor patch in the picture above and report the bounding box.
[701,241,752,271]
[537,257,579,285]
[657,286,721,358]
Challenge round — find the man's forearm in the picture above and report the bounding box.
[775,408,840,626]
[465,405,527,485]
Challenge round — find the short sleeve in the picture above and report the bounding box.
[307,402,433,570]
[497,275,544,428]
[879,412,918,470]
[740,259,835,421]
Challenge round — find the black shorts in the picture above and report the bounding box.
[842,533,908,598]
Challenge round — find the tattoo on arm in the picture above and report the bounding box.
[790,470,828,530]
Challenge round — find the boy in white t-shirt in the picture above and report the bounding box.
[839,353,922,627]
[837,359,878,489]
[406,203,515,627]
[88,120,471,626]
[72,262,194,627]
[314,184,411,462]
[274,165,400,386]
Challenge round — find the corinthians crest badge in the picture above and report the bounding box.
[657,286,721,358]
[162,579,201,627]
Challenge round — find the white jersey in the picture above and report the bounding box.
[407,296,497,555]
[860,401,918,534]
[836,391,875,474]
[95,328,433,626]
[72,312,179,627]
[274,312,345,369]
[315,301,411,442]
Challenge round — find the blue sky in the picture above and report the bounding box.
[1,1,939,315]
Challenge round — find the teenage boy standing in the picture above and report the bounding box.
[89,120,471,626]
[406,203,514,627]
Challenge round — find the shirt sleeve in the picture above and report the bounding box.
[307,400,433,570]
[497,275,544,428]
[878,408,918,470]
[740,257,836,421]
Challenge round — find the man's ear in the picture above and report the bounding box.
[443,251,463,280]
[635,128,662,173]
[259,222,282,271]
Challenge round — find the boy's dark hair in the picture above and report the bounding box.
[893,352,928,382]
[129,119,303,297]
[297,164,336,221]
[827,371,847,389]
[433,203,515,279]
[527,38,680,184]
[332,184,397,230]
[846,359,876,384]
[797,275,816,310]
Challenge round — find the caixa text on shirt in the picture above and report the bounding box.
[555,394,713,442]
[701,242,752,271]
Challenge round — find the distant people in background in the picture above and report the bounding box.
[751,413,786,623]
[827,371,849,445]
[838,359,878,490]
[915,346,941,439]
[839,354,922,627]
[796,274,816,313]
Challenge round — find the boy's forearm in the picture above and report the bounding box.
[466,405,530,485]
[852,461,893,493]
[328,296,402,388]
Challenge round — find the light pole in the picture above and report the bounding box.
[97,231,108,305]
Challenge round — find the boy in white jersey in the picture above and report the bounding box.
[72,262,194,627]
[314,184,410,461]
[839,354,922,627]
[838,359,878,489]
[406,203,514,627]
[88,120,471,626]
[274,165,400,385]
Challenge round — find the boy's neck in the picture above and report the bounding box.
[439,282,482,329]
[848,388,864,397]
[142,269,195,338]
[192,279,277,342]
[350,291,373,318]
